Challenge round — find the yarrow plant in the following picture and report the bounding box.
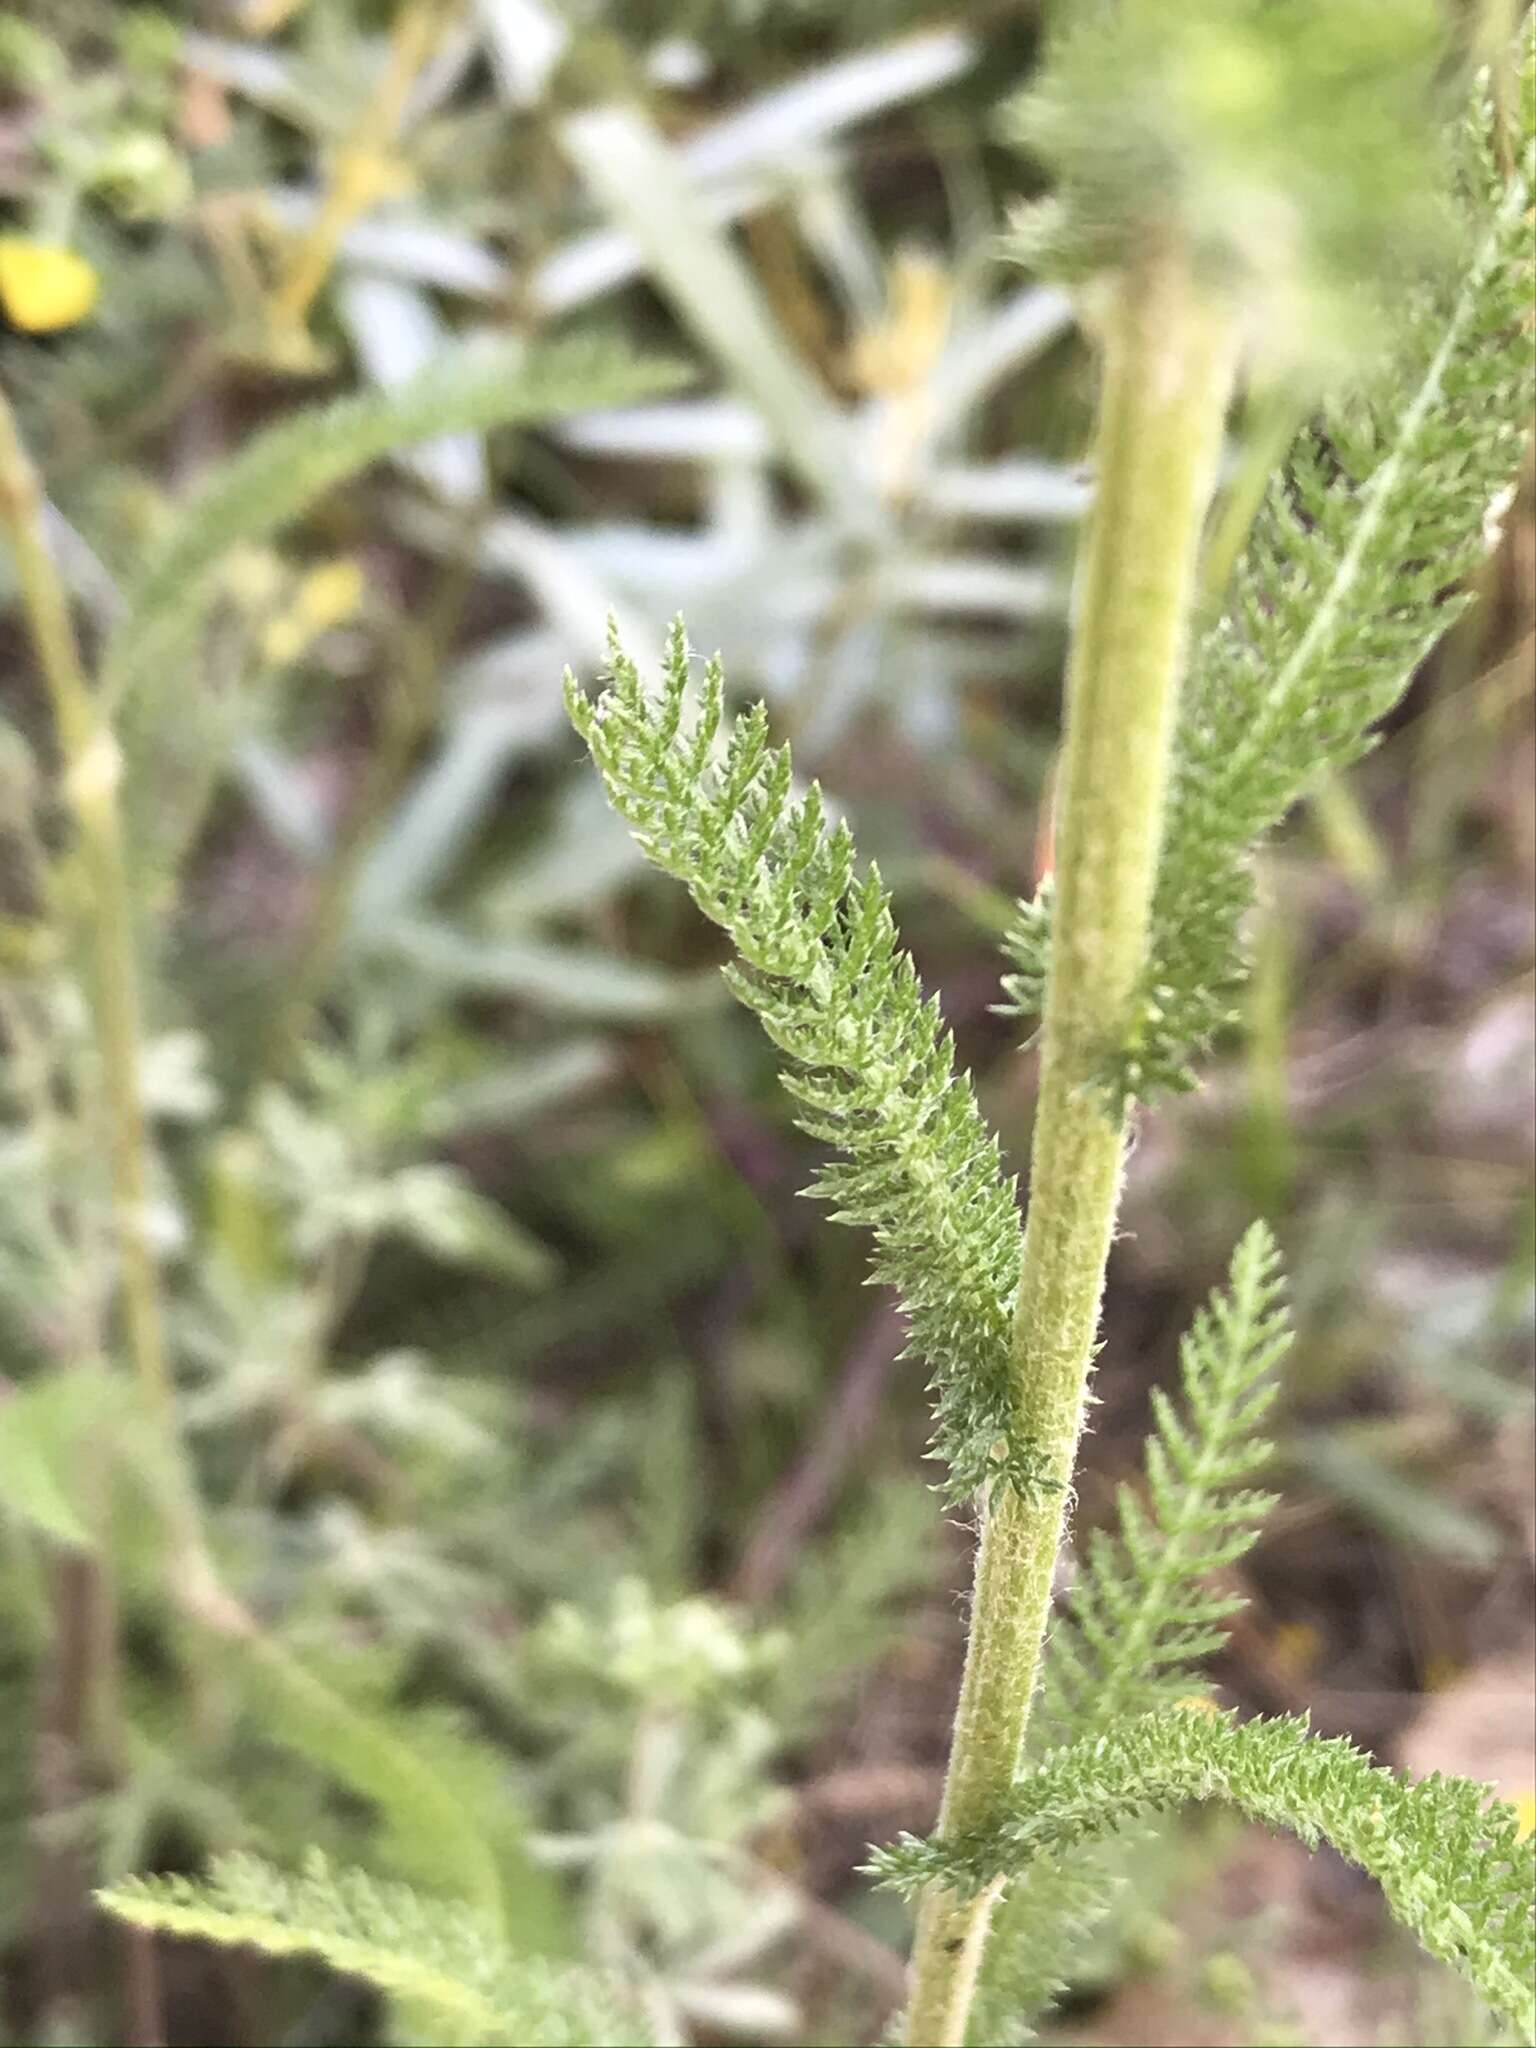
[555,8,1536,2044]
[29,5,1530,2046]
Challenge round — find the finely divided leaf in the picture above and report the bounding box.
[1004,47,1536,1104]
[102,336,687,713]
[967,1223,1289,2043]
[100,1851,644,2048]
[567,621,1035,1502]
[1040,1220,1287,1736]
[873,1709,1536,2040]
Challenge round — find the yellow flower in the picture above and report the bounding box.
[260,557,365,666]
[0,238,100,333]
[1513,1791,1536,1841]
[330,147,415,213]
[848,249,952,397]
[260,614,307,667]
[1270,1619,1322,1678]
[295,557,365,632]
[1172,1694,1223,1716]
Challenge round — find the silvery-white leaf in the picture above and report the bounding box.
[922,459,1091,524]
[553,398,769,463]
[679,28,972,186]
[924,286,1077,453]
[884,555,1059,619]
[336,275,488,504]
[559,105,871,528]
[670,1982,799,2038]
[476,0,568,105]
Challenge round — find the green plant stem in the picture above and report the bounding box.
[0,382,231,1680]
[0,391,177,1430]
[0,393,231,1629]
[1197,385,1300,624]
[904,245,1238,2046]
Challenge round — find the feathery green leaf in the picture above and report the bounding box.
[963,1846,1128,2048]
[968,1223,1289,2043]
[872,1709,1536,2039]
[1004,42,1536,1105]
[102,336,687,712]
[1041,1220,1287,1736]
[99,1851,644,2048]
[567,621,1035,1502]
[230,1631,509,1930]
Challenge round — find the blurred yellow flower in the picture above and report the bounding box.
[1173,1695,1223,1716]
[1270,1619,1322,1678]
[260,614,307,667]
[848,249,952,397]
[330,148,415,213]
[0,238,100,333]
[1513,1792,1536,1841]
[240,0,309,29]
[1422,1653,1461,1693]
[297,558,365,631]
[261,557,365,666]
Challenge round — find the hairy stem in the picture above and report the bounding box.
[904,245,1237,2045]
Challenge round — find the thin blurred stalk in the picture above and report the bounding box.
[0,393,173,1430]
[1,383,210,2044]
[0,325,529,1953]
[268,0,451,345]
[1196,383,1298,625]
[1401,542,1514,920]
[1310,770,1386,893]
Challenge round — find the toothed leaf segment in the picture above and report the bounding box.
[968,1221,1289,2042]
[872,1708,1536,2040]
[567,625,1040,1503]
[1004,58,1536,1108]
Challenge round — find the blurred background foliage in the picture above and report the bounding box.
[0,2,1531,2043]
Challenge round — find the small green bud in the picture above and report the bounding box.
[90,130,193,222]
[1125,1911,1181,1973]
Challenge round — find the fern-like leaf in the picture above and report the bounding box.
[567,622,1035,1502]
[102,336,686,712]
[967,1223,1289,2043]
[1041,1219,1287,1736]
[1004,43,1536,1104]
[99,1851,645,2048]
[872,1709,1536,2039]
[963,1846,1127,2047]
